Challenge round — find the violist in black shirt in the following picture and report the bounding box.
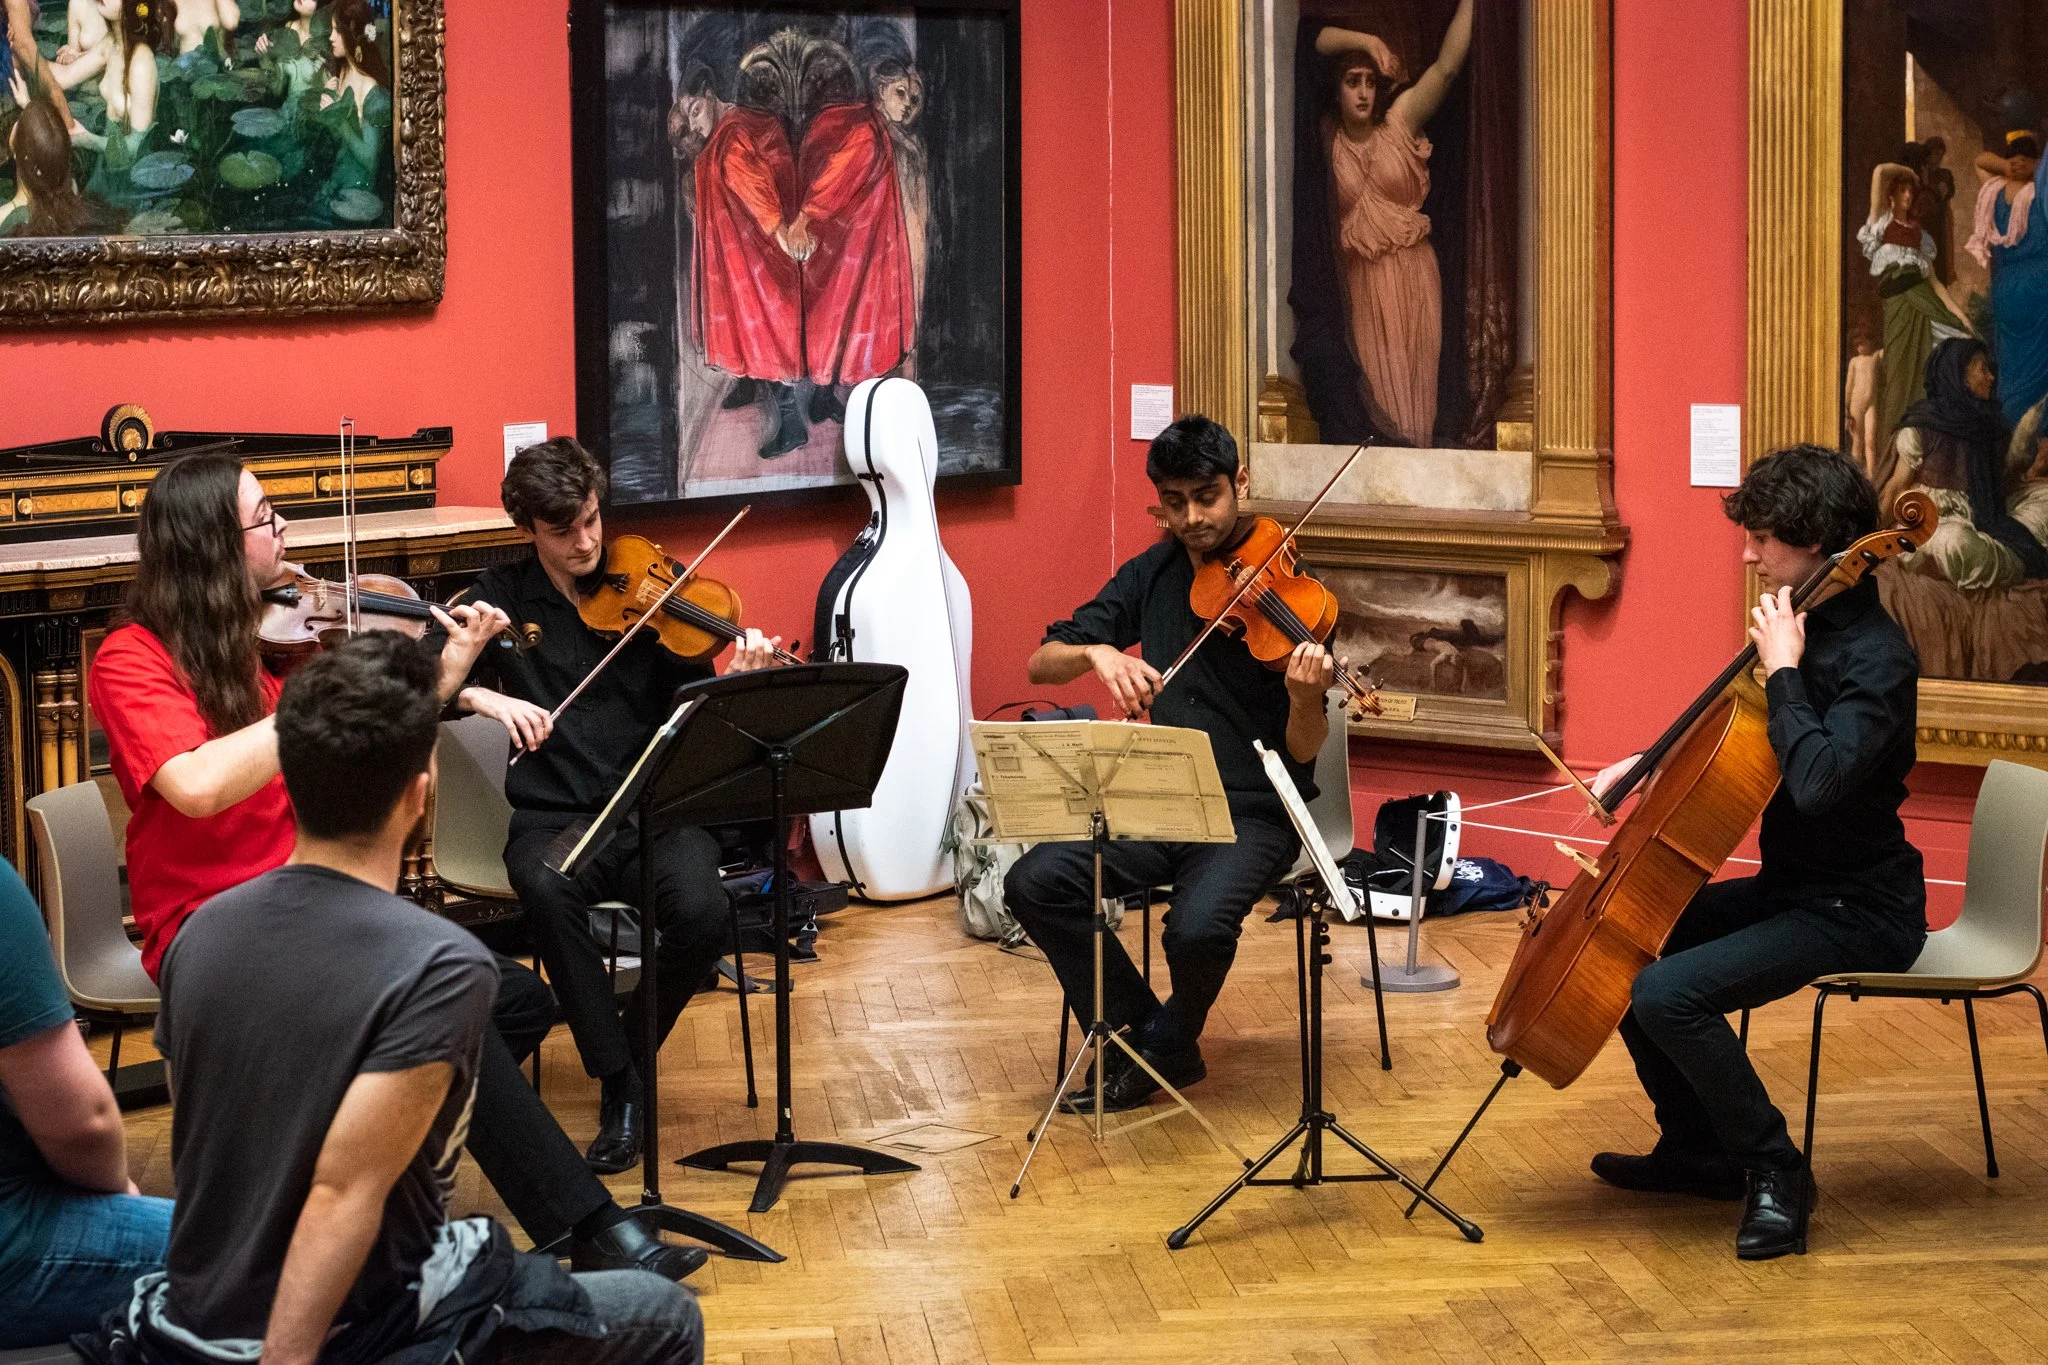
[440,439,784,1174]
[1004,417,1339,1112]
[1587,444,1927,1262]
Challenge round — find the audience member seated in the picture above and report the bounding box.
[0,858,172,1350]
[80,634,703,1365]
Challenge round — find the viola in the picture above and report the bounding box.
[258,565,529,659]
[1186,516,1381,717]
[1485,492,1938,1088]
[576,534,803,666]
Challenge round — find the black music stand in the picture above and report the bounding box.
[633,664,919,1213]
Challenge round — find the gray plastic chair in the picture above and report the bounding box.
[1798,759,2048,1180]
[26,781,158,1085]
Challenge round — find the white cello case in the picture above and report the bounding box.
[810,378,975,900]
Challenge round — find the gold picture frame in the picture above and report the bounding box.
[1175,0,1626,750]
[1749,0,2048,768]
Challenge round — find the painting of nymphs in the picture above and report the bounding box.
[0,0,396,238]
[575,2,1020,509]
[1840,3,2048,686]
[1285,0,1518,450]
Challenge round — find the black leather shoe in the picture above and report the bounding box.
[1590,1149,1746,1201]
[1736,1165,1815,1260]
[807,382,846,425]
[584,1094,642,1174]
[1058,1044,1132,1114]
[1062,1041,1205,1114]
[571,1214,709,1281]
[721,376,762,410]
[757,386,809,459]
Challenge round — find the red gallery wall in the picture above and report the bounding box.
[0,0,1978,917]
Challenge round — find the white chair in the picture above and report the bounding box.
[1796,759,2048,1180]
[26,782,159,1094]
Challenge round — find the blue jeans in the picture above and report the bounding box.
[0,1188,173,1347]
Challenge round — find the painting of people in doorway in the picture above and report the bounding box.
[573,3,1021,509]
[1287,0,1518,450]
[1841,4,2048,686]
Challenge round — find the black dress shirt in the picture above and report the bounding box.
[1758,575,1925,925]
[443,556,712,816]
[1044,537,1316,825]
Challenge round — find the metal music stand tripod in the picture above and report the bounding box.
[649,664,922,1213]
[1167,743,1483,1248]
[970,720,1250,1199]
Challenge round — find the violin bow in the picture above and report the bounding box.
[1152,441,1368,698]
[1528,731,1615,828]
[509,504,752,764]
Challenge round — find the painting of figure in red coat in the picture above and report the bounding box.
[574,4,1020,508]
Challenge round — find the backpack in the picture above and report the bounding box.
[1430,857,1549,917]
[946,788,1026,947]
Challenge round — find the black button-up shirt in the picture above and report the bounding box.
[1758,575,1925,925]
[445,556,712,817]
[1044,538,1316,826]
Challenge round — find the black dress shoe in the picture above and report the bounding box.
[1736,1164,1816,1260]
[1061,1041,1205,1114]
[584,1093,643,1174]
[571,1214,709,1281]
[807,382,846,425]
[1590,1148,1746,1201]
[757,385,809,459]
[721,376,762,410]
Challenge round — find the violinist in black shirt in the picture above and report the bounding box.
[1004,416,1338,1112]
[440,439,783,1174]
[1588,443,1927,1262]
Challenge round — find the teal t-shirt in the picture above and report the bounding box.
[0,858,76,1283]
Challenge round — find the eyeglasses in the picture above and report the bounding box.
[242,506,284,535]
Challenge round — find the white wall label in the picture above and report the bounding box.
[1689,403,1741,488]
[1130,385,1175,441]
[503,422,548,469]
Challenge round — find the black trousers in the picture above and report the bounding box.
[504,810,731,1082]
[1003,816,1300,1050]
[1619,876,1925,1171]
[467,956,612,1248]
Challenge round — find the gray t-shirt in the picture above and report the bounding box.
[155,863,497,1343]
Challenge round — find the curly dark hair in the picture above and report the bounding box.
[1722,443,1878,556]
[1146,414,1240,484]
[277,631,441,839]
[127,453,266,737]
[1322,49,1399,128]
[500,437,607,529]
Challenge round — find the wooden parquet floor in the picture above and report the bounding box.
[115,897,2048,1364]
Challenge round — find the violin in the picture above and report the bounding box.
[1185,516,1382,717]
[258,564,529,659]
[576,534,803,666]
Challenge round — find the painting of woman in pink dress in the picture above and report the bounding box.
[1316,0,1471,448]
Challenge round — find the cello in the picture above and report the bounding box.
[1486,491,1937,1087]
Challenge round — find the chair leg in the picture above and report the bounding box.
[732,896,757,1108]
[1738,1008,1750,1049]
[1056,1002,1072,1084]
[2020,983,2048,1058]
[1801,988,1831,1168]
[105,1020,124,1088]
[1963,996,1998,1178]
[528,955,544,1092]
[1360,900,1391,1071]
[1141,893,1153,986]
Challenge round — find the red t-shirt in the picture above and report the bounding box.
[87,625,294,980]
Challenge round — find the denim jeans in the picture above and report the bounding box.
[0,1188,173,1348]
[481,1270,702,1365]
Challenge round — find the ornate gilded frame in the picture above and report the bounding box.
[0,0,446,327]
[1748,0,2046,767]
[1176,0,1626,750]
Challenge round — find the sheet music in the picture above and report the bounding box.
[1254,740,1362,922]
[970,721,1235,845]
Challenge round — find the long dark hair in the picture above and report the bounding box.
[128,453,267,736]
[8,101,86,236]
[330,0,390,89]
[121,0,177,52]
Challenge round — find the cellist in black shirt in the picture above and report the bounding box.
[1004,416,1338,1113]
[1588,443,1927,1261]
